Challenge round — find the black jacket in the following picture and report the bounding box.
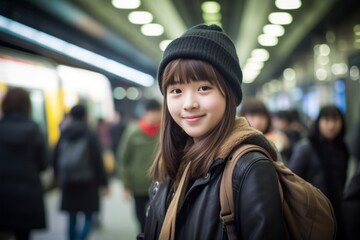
[0,112,48,230]
[289,137,349,239]
[143,118,285,240]
[53,120,108,213]
[342,165,360,240]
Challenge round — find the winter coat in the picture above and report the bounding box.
[0,112,48,230]
[118,121,159,195]
[343,165,360,240]
[143,118,285,240]
[53,121,108,213]
[288,137,349,239]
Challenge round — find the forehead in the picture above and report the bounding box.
[164,59,218,85]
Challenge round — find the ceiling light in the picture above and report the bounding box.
[258,34,279,46]
[331,63,348,75]
[0,15,154,87]
[141,23,164,36]
[243,69,260,83]
[159,40,172,51]
[203,12,222,22]
[201,1,221,13]
[128,11,153,24]
[244,61,264,71]
[283,68,296,81]
[319,44,330,56]
[349,66,359,80]
[275,0,301,10]
[126,87,141,100]
[263,24,285,37]
[113,87,126,100]
[112,0,140,9]
[251,49,270,61]
[354,24,360,36]
[269,12,293,25]
[318,55,329,65]
[316,68,328,81]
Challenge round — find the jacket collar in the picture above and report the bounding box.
[215,117,260,158]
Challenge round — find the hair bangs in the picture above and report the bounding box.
[162,59,221,92]
[319,105,342,120]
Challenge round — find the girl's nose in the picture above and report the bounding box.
[183,93,199,110]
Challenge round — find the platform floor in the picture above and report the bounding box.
[31,179,139,240]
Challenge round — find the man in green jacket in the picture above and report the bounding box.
[117,99,161,232]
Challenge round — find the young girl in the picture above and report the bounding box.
[289,105,349,239]
[143,24,285,240]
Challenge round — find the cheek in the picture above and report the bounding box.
[334,122,342,134]
[319,122,327,133]
[166,98,179,119]
[208,94,226,111]
[210,98,226,124]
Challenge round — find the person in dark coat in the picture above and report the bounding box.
[109,110,126,162]
[343,117,360,240]
[0,87,48,240]
[53,105,109,240]
[343,164,360,240]
[288,105,349,240]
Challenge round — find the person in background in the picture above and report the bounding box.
[117,99,161,233]
[143,24,284,239]
[0,87,49,240]
[272,110,302,162]
[347,114,360,168]
[288,108,308,139]
[53,105,109,240]
[109,110,126,172]
[96,117,112,151]
[342,114,360,240]
[239,97,290,163]
[342,162,360,240]
[96,117,116,176]
[288,105,349,239]
[59,112,71,132]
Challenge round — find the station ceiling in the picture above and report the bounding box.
[0,0,355,94]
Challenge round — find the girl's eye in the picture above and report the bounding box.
[199,85,211,91]
[169,88,182,94]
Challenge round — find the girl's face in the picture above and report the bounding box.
[245,113,268,133]
[166,80,226,142]
[319,116,342,141]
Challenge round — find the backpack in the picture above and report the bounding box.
[220,144,336,240]
[58,135,93,184]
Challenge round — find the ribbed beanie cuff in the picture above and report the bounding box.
[157,24,243,105]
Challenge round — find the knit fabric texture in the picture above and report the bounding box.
[157,24,243,105]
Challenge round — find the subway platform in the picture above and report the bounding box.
[31,179,139,240]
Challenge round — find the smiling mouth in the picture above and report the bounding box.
[183,115,205,122]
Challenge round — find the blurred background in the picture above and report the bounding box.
[1,0,359,127]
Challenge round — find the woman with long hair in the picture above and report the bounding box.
[141,24,284,240]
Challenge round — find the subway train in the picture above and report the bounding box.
[0,47,115,190]
[0,46,115,147]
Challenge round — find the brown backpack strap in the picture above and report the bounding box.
[220,144,273,239]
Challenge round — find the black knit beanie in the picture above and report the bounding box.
[157,24,243,105]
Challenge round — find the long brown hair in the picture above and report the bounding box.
[149,59,237,186]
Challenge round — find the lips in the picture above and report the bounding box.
[183,114,205,123]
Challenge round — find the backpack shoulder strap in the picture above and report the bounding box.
[220,144,273,239]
